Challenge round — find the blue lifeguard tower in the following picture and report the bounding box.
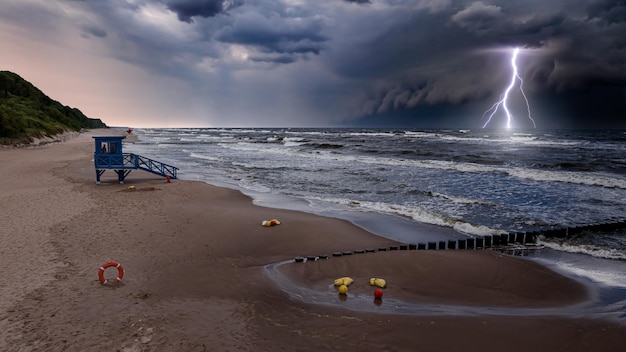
[93,136,179,184]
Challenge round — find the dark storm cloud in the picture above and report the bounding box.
[249,55,296,64]
[330,0,625,126]
[61,0,626,126]
[2,0,624,127]
[587,0,626,23]
[91,0,329,68]
[450,0,502,35]
[215,12,328,59]
[165,0,244,22]
[343,0,372,4]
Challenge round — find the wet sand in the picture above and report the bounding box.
[1,129,624,351]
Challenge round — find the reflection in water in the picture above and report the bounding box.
[265,260,626,323]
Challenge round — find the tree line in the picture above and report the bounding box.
[0,71,107,145]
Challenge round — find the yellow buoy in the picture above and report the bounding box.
[261,219,281,226]
[369,278,387,288]
[338,285,348,294]
[333,277,354,286]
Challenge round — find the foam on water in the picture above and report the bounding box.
[282,137,307,147]
[189,152,222,162]
[542,260,626,288]
[538,239,626,261]
[302,195,502,236]
[345,131,397,137]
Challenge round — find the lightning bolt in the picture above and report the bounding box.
[482,47,536,129]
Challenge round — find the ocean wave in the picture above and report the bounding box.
[345,132,397,137]
[430,191,493,205]
[347,156,626,189]
[542,260,626,287]
[284,130,328,136]
[505,168,626,189]
[311,143,343,149]
[438,135,487,143]
[220,141,345,164]
[146,133,626,190]
[304,196,502,236]
[407,132,580,147]
[282,137,307,147]
[266,136,283,142]
[403,131,438,138]
[189,152,222,162]
[538,238,626,261]
[509,136,537,142]
[221,128,273,134]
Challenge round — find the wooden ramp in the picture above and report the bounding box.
[95,153,179,184]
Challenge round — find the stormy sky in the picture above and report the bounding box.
[1,0,625,129]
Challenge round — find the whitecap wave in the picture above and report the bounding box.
[538,238,626,261]
[545,261,626,287]
[189,152,222,161]
[303,196,502,236]
[346,155,626,189]
[282,137,307,147]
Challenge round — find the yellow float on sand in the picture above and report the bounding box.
[333,277,354,286]
[369,278,387,288]
[261,219,281,226]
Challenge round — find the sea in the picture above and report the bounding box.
[124,128,626,296]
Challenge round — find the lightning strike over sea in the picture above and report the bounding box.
[482,47,536,129]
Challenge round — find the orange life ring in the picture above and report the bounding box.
[98,261,124,284]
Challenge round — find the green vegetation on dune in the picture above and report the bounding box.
[0,71,107,145]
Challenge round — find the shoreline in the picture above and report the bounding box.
[1,129,625,351]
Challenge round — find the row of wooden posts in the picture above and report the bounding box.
[294,219,626,262]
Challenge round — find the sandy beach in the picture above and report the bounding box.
[1,129,625,351]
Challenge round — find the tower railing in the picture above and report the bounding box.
[94,153,178,179]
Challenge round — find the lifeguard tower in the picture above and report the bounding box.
[93,136,178,184]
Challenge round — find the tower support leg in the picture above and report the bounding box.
[116,170,125,184]
[115,170,132,184]
[96,170,106,184]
